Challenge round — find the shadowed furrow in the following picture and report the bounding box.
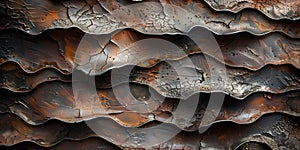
[1,28,299,75]
[0,81,299,131]
[0,113,298,149]
[0,62,71,92]
[95,57,300,99]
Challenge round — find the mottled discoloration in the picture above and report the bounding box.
[1,28,299,77]
[0,0,299,37]
[1,80,300,131]
[0,114,298,149]
[204,0,300,20]
[104,56,300,99]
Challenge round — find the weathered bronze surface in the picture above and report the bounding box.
[1,80,299,130]
[0,113,298,149]
[1,0,299,37]
[204,0,300,20]
[0,62,70,92]
[0,28,300,94]
[1,28,299,75]
[0,0,299,149]
[0,138,121,150]
[99,58,300,99]
[2,57,300,96]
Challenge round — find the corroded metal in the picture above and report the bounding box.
[0,0,299,149]
[0,138,121,150]
[0,62,70,92]
[0,29,82,74]
[1,28,299,75]
[77,30,300,74]
[1,80,299,130]
[235,142,272,150]
[204,0,300,20]
[0,0,299,37]
[214,32,300,70]
[101,56,300,99]
[1,29,299,93]
[0,82,160,125]
[0,113,298,149]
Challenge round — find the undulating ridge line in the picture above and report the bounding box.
[0,0,299,37]
[1,28,299,75]
[0,62,71,92]
[2,52,300,94]
[93,58,300,99]
[1,80,299,130]
[0,113,298,149]
[202,0,300,20]
[0,0,299,149]
[1,58,300,98]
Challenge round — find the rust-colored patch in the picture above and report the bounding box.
[64,38,76,67]
[40,11,59,27]
[110,112,149,127]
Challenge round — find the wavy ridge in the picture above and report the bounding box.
[95,57,300,99]
[0,0,299,149]
[0,0,299,37]
[0,62,71,92]
[0,113,298,149]
[203,0,300,20]
[1,28,299,75]
[1,80,299,130]
[2,30,299,93]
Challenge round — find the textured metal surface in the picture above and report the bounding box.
[204,0,300,20]
[76,30,300,74]
[236,142,272,150]
[1,80,299,129]
[1,29,299,93]
[0,113,298,149]
[0,0,299,149]
[0,62,70,92]
[102,57,300,99]
[0,0,299,37]
[0,138,121,150]
[1,28,299,75]
[0,29,81,74]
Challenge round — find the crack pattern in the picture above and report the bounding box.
[204,0,300,20]
[0,0,299,37]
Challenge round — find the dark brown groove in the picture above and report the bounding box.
[0,113,298,149]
